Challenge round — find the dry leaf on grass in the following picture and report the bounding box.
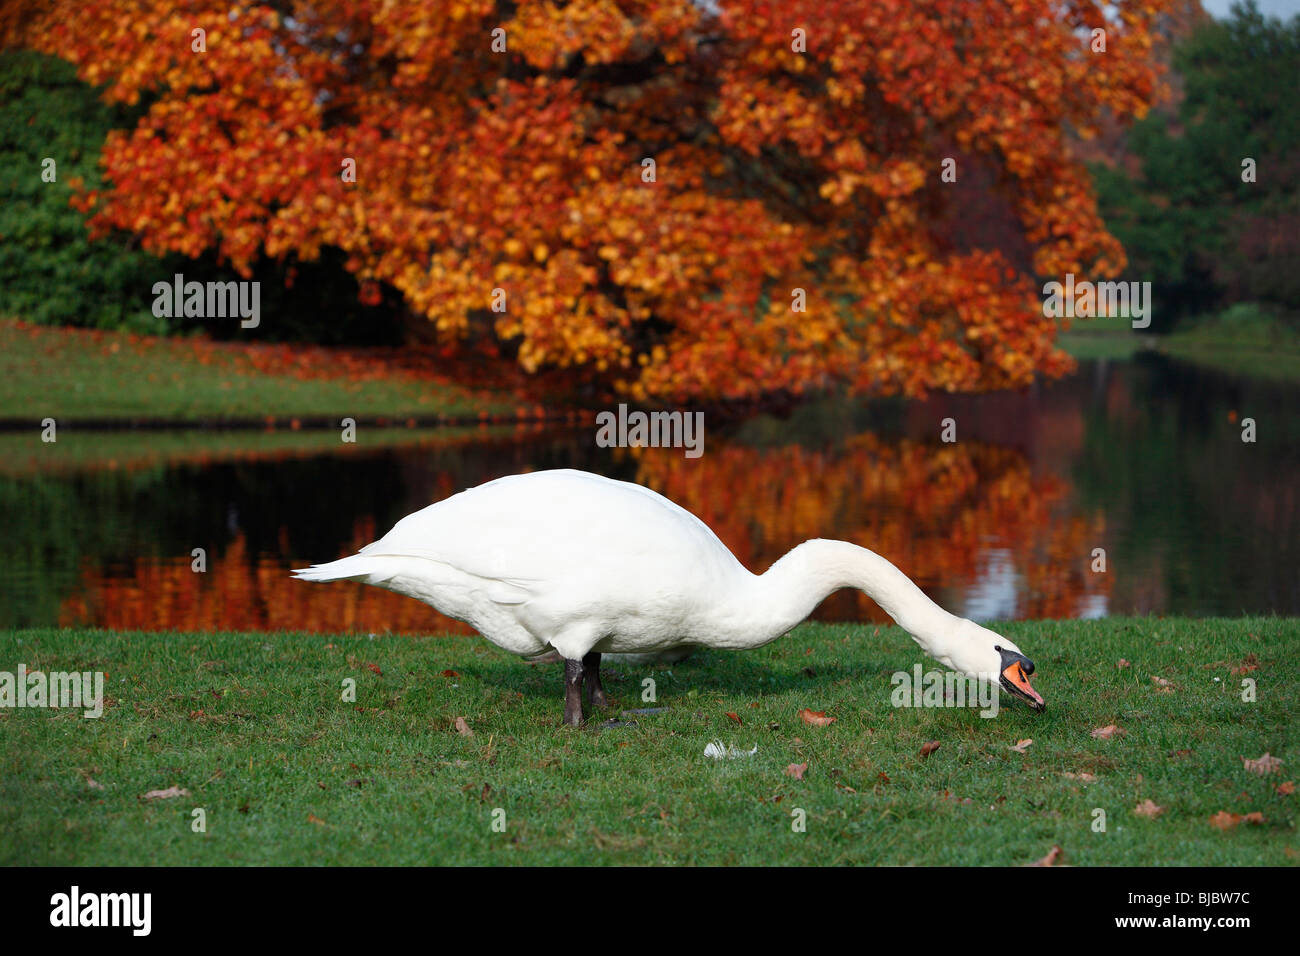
[1061,771,1098,782]
[1275,781,1295,795]
[307,813,326,826]
[1209,810,1265,830]
[1116,659,1131,668]
[785,762,808,781]
[1230,654,1259,676]
[798,708,836,727]
[1091,724,1126,740]
[725,711,742,726]
[141,785,190,800]
[1010,739,1033,753]
[1134,799,1165,819]
[1151,676,1174,690]
[919,741,941,758]
[440,669,459,678]
[1242,753,1282,775]
[454,716,473,737]
[1028,845,1064,867]
[365,662,382,676]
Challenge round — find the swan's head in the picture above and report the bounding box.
[949,619,1045,712]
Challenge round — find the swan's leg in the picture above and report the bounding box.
[583,651,608,709]
[563,657,585,726]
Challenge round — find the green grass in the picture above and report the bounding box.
[0,320,516,422]
[2,618,1295,865]
[1056,314,1147,360]
[1154,305,1300,383]
[0,424,544,476]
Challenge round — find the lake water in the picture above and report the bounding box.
[2,353,1296,634]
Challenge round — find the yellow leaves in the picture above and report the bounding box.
[597,245,620,261]
[533,243,549,263]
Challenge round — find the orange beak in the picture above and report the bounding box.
[1002,659,1045,711]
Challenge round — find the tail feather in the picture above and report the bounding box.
[291,555,397,584]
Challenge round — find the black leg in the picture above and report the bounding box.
[583,651,608,709]
[563,657,584,726]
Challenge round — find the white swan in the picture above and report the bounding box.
[293,468,1044,725]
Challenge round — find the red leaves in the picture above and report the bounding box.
[725,711,742,726]
[1209,811,1265,830]
[919,741,941,758]
[11,0,1175,404]
[798,708,835,727]
[1028,846,1064,867]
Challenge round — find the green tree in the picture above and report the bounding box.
[1092,1,1300,326]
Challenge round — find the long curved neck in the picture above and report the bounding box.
[712,539,960,652]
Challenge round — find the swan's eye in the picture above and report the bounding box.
[994,645,1002,652]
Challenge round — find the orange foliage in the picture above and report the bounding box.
[12,1,1171,401]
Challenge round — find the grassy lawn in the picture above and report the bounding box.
[1056,314,1148,361]
[1154,307,1300,384]
[0,319,520,422]
[0,424,555,477]
[1,618,1294,866]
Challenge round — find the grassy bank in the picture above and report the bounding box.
[0,319,522,422]
[1152,306,1300,383]
[1055,305,1300,380]
[2,618,1294,865]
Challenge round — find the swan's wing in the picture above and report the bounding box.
[355,469,743,605]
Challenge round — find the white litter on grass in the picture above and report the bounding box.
[704,740,758,759]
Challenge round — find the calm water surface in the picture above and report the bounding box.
[1,354,1296,633]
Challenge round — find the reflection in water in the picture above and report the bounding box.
[1,354,1296,633]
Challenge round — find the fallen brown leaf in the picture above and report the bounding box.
[919,741,941,758]
[1275,781,1295,796]
[1117,659,1131,668]
[725,711,742,726]
[1028,845,1064,867]
[307,813,326,826]
[1242,753,1282,775]
[785,762,808,781]
[440,669,459,678]
[454,716,473,737]
[1134,799,1165,819]
[141,785,190,800]
[1061,771,1097,782]
[1209,810,1266,830]
[1010,738,1033,753]
[365,662,382,676]
[1091,724,1126,740]
[798,708,836,727]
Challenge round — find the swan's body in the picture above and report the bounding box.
[294,468,1044,723]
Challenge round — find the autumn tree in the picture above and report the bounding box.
[7,0,1173,402]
